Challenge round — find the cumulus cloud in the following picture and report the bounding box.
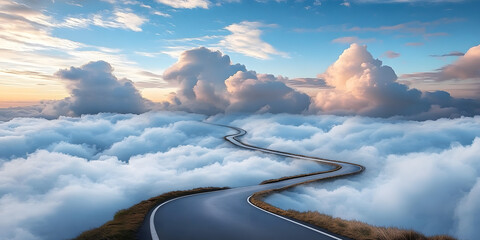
[400,44,480,99]
[222,114,480,240]
[162,47,246,114]
[53,61,149,116]
[309,43,480,119]
[0,61,150,120]
[161,47,310,114]
[0,112,328,240]
[225,71,310,113]
[220,21,288,60]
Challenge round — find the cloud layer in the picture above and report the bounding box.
[401,44,480,99]
[224,114,480,240]
[0,112,328,240]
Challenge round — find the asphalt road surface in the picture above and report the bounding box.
[138,124,364,240]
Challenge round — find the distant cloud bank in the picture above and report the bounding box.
[1,44,480,121]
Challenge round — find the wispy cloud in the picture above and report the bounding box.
[220,21,288,59]
[58,9,147,32]
[382,50,400,59]
[332,36,375,44]
[351,0,466,3]
[156,0,211,9]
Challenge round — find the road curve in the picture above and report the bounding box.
[138,124,364,240]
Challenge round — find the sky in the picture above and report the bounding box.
[1,0,479,108]
[1,1,480,239]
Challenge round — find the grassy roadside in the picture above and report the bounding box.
[250,190,456,240]
[260,165,341,185]
[74,187,228,240]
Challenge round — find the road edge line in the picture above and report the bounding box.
[247,195,343,240]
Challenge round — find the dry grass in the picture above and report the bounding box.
[75,187,228,240]
[260,165,341,185]
[250,192,456,240]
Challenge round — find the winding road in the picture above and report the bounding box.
[138,124,364,240]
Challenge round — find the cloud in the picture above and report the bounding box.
[53,61,150,116]
[155,0,210,9]
[400,44,480,99]
[110,9,147,32]
[220,21,288,60]
[382,50,400,59]
[347,18,460,39]
[0,0,163,107]
[162,47,246,114]
[225,71,310,113]
[0,61,151,120]
[309,43,480,119]
[161,47,309,114]
[0,112,329,240]
[351,0,465,3]
[441,44,480,80]
[430,51,465,57]
[405,42,424,46]
[222,114,480,240]
[59,9,147,32]
[332,36,375,44]
[282,77,330,96]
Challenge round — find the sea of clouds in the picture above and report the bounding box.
[2,112,480,240]
[0,112,328,240]
[230,114,480,240]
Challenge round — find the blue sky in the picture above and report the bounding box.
[0,0,479,105]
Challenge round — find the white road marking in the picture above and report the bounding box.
[149,197,177,240]
[247,195,344,240]
[149,191,218,240]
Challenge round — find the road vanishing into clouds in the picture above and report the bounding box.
[138,124,365,240]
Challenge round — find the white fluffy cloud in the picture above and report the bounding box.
[309,44,480,119]
[441,44,480,80]
[162,47,310,114]
[0,61,151,120]
[223,114,480,240]
[220,21,288,60]
[0,112,328,240]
